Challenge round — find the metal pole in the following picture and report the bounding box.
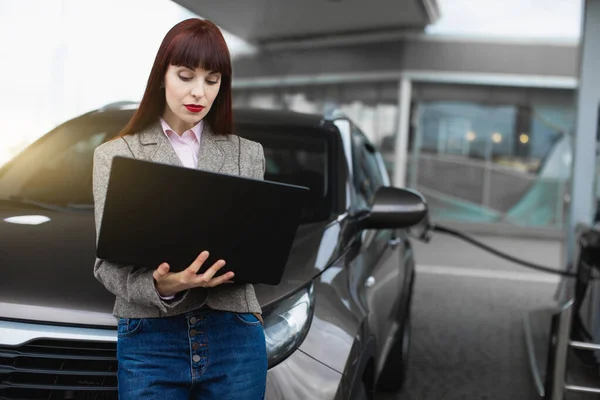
[482,139,493,208]
[544,300,575,400]
[393,78,412,187]
[556,180,564,228]
[409,104,422,188]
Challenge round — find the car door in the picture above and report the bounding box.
[348,125,406,372]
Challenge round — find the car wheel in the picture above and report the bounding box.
[376,296,412,393]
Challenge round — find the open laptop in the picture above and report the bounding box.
[96,156,309,285]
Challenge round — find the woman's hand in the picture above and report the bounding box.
[153,251,234,297]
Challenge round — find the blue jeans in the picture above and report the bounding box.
[116,308,267,399]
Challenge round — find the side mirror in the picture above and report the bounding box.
[361,187,428,230]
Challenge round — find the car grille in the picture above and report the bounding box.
[0,338,117,399]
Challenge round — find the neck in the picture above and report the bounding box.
[161,110,197,136]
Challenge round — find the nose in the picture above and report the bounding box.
[190,81,205,99]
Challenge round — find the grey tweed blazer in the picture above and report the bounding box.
[92,120,265,319]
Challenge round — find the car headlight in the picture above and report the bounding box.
[262,283,315,369]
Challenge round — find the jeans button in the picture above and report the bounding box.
[192,355,201,363]
[190,329,199,337]
[192,342,200,351]
[190,317,198,325]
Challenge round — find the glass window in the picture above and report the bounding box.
[247,92,284,110]
[234,81,400,150]
[596,150,600,224]
[409,95,575,228]
[352,126,385,209]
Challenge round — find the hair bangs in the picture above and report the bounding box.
[168,27,231,76]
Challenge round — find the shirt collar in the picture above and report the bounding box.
[159,117,203,142]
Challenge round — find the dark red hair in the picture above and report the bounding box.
[118,18,233,137]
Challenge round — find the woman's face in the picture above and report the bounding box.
[162,64,222,133]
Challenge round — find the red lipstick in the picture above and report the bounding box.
[185,104,204,113]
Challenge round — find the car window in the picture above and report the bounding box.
[240,126,332,223]
[0,115,129,207]
[596,155,600,223]
[352,126,385,210]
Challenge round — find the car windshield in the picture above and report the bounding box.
[0,113,332,223]
[0,113,132,208]
[239,125,332,223]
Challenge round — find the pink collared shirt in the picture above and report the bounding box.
[155,118,204,300]
[160,118,203,168]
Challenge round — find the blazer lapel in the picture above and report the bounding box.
[139,120,183,167]
[196,123,226,173]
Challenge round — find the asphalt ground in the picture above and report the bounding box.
[376,233,600,400]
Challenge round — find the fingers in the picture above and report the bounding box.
[201,259,227,281]
[205,272,236,288]
[186,251,210,276]
[153,262,170,281]
[196,259,234,288]
[179,252,235,289]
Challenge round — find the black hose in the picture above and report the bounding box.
[429,223,600,366]
[431,224,578,278]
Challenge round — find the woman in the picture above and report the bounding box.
[92,18,267,399]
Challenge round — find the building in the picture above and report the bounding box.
[174,0,597,241]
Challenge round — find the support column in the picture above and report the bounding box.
[567,0,600,261]
[393,78,412,187]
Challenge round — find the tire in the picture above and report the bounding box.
[376,297,412,393]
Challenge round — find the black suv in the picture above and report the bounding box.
[0,103,427,399]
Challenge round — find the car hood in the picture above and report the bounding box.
[0,203,341,327]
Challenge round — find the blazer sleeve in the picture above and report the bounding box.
[252,141,266,180]
[92,143,189,313]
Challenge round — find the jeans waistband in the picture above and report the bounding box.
[182,305,215,318]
